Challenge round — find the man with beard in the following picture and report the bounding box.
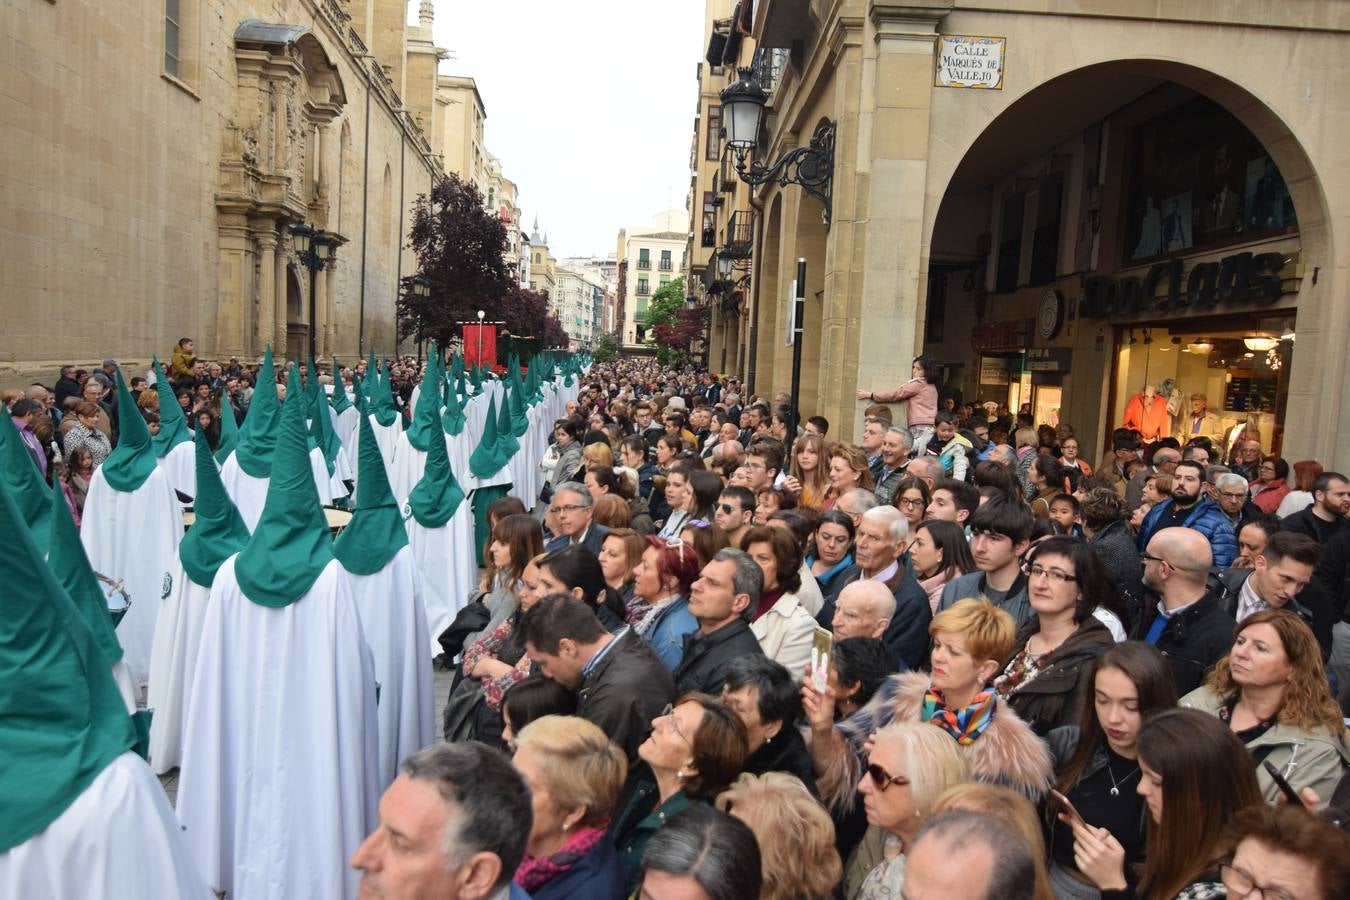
[1137,459,1237,567]
[1282,472,1350,545]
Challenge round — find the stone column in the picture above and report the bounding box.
[215,211,252,360]
[324,263,339,358]
[252,220,278,356]
[313,265,328,357]
[274,238,289,358]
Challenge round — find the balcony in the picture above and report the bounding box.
[719,151,736,194]
[637,282,650,296]
[637,258,651,270]
[726,210,756,259]
[751,46,789,96]
[659,259,673,271]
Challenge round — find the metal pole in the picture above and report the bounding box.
[786,257,806,462]
[307,261,318,362]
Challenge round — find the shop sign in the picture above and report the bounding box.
[935,35,1005,90]
[971,319,1030,352]
[979,357,1013,385]
[1081,250,1289,319]
[1025,348,1072,373]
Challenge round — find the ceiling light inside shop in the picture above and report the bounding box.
[1189,340,1213,353]
[1243,336,1278,352]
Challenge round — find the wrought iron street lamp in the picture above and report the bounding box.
[720,68,837,227]
[292,222,338,360]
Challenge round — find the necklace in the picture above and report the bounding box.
[1105,759,1140,797]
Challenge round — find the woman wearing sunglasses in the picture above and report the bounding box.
[610,694,749,896]
[851,721,970,899]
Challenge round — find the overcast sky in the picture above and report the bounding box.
[429,1,705,259]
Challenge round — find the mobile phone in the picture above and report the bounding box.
[810,627,833,694]
[1050,789,1086,830]
[1261,760,1303,805]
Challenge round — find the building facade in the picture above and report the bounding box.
[724,0,1350,469]
[1,0,452,377]
[616,212,689,348]
[561,255,619,335]
[553,267,606,349]
[434,74,489,197]
[527,229,557,302]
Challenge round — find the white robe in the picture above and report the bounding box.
[111,659,138,714]
[387,434,428,506]
[156,439,197,503]
[346,547,435,788]
[0,752,211,898]
[147,566,211,774]
[335,405,360,452]
[80,466,182,687]
[405,503,478,658]
[176,558,378,900]
[220,449,337,531]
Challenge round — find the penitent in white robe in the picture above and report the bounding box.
[346,546,435,788]
[0,751,211,898]
[387,434,428,507]
[220,449,338,531]
[405,502,478,658]
[176,558,378,900]
[80,467,182,688]
[146,566,211,774]
[157,439,197,503]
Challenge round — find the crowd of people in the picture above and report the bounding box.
[7,347,1350,900]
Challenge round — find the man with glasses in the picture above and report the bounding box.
[673,549,767,695]
[1137,460,1237,567]
[859,416,888,470]
[1213,472,1263,533]
[937,497,1035,625]
[742,441,783,494]
[872,427,913,505]
[713,486,754,547]
[543,483,609,555]
[1134,527,1233,695]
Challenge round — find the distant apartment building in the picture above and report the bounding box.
[616,211,688,347]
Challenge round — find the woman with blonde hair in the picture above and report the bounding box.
[598,527,645,605]
[582,440,613,473]
[715,772,841,900]
[783,431,830,509]
[511,715,628,898]
[931,783,1053,900]
[851,720,971,898]
[1182,609,1350,803]
[821,443,875,510]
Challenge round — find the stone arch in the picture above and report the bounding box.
[924,57,1335,462]
[285,265,305,363]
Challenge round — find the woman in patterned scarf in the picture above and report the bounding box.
[803,598,1052,819]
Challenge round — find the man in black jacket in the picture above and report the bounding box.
[1134,527,1235,696]
[1316,529,1350,712]
[673,549,766,695]
[520,594,673,762]
[1208,530,1332,657]
[1282,472,1350,544]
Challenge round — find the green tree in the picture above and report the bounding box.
[592,331,620,363]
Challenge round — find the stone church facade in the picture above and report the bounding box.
[1,0,447,377]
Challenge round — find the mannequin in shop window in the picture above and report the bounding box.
[1122,383,1170,443]
[1176,393,1224,443]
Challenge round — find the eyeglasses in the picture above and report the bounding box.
[897,497,925,509]
[1022,563,1078,584]
[743,461,767,470]
[1139,552,1169,568]
[1219,491,1248,500]
[660,703,691,745]
[717,502,740,515]
[549,504,586,514]
[1219,862,1296,900]
[865,763,910,792]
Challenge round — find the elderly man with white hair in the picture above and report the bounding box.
[1213,470,1263,532]
[830,579,897,641]
[815,505,932,670]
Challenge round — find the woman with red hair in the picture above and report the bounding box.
[627,536,702,670]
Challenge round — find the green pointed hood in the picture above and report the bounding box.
[307,356,338,475]
[47,479,123,666]
[496,384,521,458]
[0,408,53,534]
[233,346,281,478]
[233,364,333,608]
[450,353,464,380]
[441,372,466,436]
[214,397,240,464]
[406,404,465,528]
[370,360,398,427]
[150,358,191,456]
[329,357,353,414]
[0,478,136,853]
[334,413,410,574]
[181,428,250,587]
[470,364,483,392]
[99,369,157,492]
[508,366,529,437]
[469,394,507,478]
[457,368,470,402]
[406,346,443,452]
[351,369,367,415]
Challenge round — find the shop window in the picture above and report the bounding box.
[995,191,1025,293]
[1126,96,1297,263]
[1029,176,1063,286]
